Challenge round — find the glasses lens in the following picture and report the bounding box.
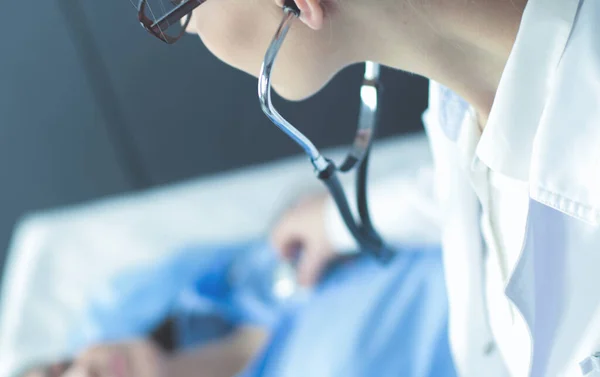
[139,0,192,42]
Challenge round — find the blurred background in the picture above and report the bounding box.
[0,0,427,277]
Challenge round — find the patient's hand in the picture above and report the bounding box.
[271,193,337,287]
[62,339,166,377]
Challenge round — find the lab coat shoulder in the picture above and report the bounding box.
[527,0,600,226]
[489,1,600,374]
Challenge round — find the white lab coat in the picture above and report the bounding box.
[326,0,600,375]
[433,0,600,375]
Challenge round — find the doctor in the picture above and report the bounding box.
[183,0,599,376]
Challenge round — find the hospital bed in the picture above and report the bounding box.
[0,134,431,377]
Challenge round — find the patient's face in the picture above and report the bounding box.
[186,0,355,101]
[22,340,164,377]
[23,361,71,377]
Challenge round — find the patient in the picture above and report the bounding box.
[21,171,454,377]
[23,326,267,377]
[23,248,453,377]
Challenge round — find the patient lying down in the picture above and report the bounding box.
[21,188,455,377]
[24,325,266,377]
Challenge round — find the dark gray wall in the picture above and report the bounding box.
[0,0,428,273]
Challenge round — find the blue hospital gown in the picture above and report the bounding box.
[76,241,456,377]
[237,245,456,377]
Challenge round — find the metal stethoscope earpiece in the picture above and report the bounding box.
[258,0,396,263]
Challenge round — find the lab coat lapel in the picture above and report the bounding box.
[424,103,510,377]
[477,1,600,373]
[509,1,600,374]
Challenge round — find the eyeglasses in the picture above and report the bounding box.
[137,0,207,44]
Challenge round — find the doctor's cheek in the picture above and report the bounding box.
[184,4,335,102]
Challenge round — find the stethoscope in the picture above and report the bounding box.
[137,0,394,263]
[260,0,395,263]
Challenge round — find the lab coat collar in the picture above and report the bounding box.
[476,0,581,180]
[475,0,600,224]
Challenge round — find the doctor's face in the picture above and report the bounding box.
[186,0,358,101]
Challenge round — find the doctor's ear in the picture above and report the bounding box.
[276,0,324,30]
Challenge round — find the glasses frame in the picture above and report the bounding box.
[138,0,207,44]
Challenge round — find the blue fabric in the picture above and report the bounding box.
[74,241,456,377]
[174,242,301,348]
[239,245,456,377]
[71,242,253,351]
